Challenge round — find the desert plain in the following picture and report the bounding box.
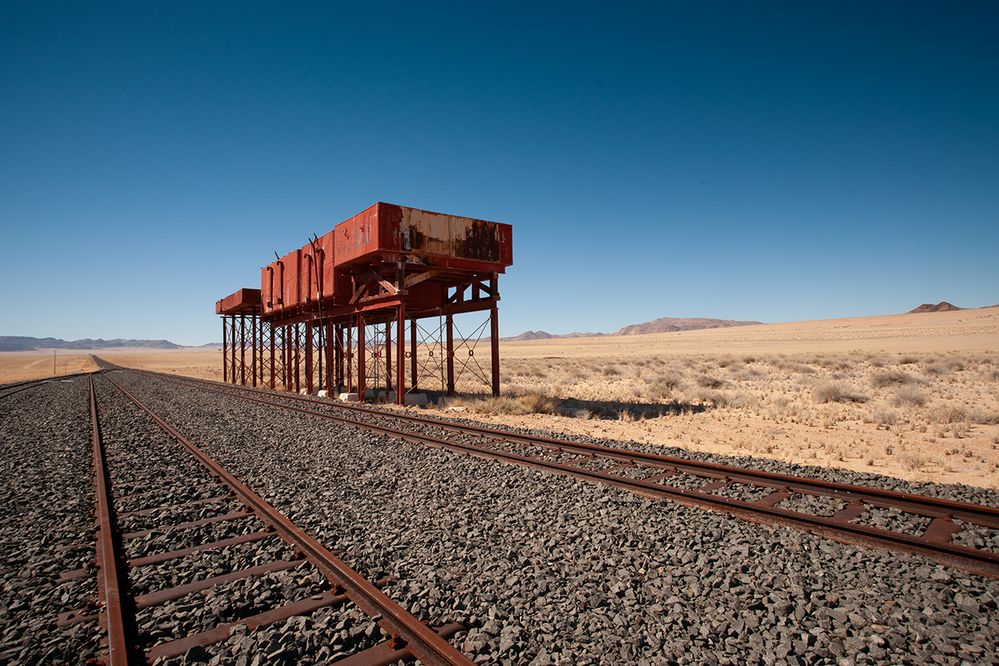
[5,306,998,489]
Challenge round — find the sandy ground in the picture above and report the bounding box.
[0,351,99,383]
[36,307,999,489]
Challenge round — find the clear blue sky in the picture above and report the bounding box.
[2,2,997,345]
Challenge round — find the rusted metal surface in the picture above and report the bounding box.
[334,202,513,271]
[88,376,136,664]
[215,288,262,315]
[102,372,474,666]
[149,369,999,580]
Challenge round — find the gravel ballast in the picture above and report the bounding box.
[0,378,102,663]
[117,371,999,665]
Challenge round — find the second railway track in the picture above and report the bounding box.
[99,360,999,580]
[72,372,472,664]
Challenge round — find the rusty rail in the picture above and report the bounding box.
[101,372,473,665]
[137,368,999,580]
[0,370,99,400]
[88,375,135,664]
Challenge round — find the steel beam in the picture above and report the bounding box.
[445,313,455,396]
[357,314,366,401]
[222,317,228,383]
[410,318,417,391]
[491,303,500,397]
[397,304,405,405]
[269,325,276,390]
[305,321,314,395]
[239,314,246,386]
[251,316,258,388]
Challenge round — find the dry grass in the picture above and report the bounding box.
[812,382,869,404]
[452,392,559,416]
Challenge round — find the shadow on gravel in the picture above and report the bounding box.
[419,389,707,420]
[553,397,707,420]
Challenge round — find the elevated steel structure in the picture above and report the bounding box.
[216,202,513,404]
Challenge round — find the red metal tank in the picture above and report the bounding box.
[333,202,513,273]
[215,288,262,315]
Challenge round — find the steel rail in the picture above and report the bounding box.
[102,372,473,666]
[0,370,98,400]
[134,370,999,579]
[88,375,135,664]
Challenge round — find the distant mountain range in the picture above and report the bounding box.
[0,336,198,352]
[504,316,762,341]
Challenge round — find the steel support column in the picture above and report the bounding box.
[347,325,354,393]
[445,313,455,396]
[305,321,314,395]
[251,316,258,388]
[222,317,228,383]
[490,302,500,397]
[285,325,291,391]
[269,324,276,390]
[325,322,334,393]
[294,324,301,393]
[396,304,406,405]
[409,318,417,391]
[239,314,246,385]
[385,321,392,392]
[357,314,366,400]
[230,316,236,384]
[335,325,345,391]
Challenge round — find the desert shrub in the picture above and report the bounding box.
[923,363,948,376]
[967,409,999,425]
[899,453,928,471]
[464,393,559,416]
[870,369,917,388]
[696,374,726,389]
[929,403,967,424]
[898,355,919,365]
[867,354,890,368]
[697,390,757,409]
[871,407,898,427]
[812,382,869,404]
[601,365,621,377]
[892,386,927,407]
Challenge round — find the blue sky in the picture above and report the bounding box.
[2,2,997,345]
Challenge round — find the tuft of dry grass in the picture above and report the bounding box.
[892,386,927,408]
[900,452,929,471]
[870,369,918,388]
[696,374,726,389]
[812,382,868,404]
[458,392,559,416]
[871,407,898,427]
[929,404,967,424]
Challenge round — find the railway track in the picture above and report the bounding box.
[99,361,999,580]
[0,371,95,400]
[66,372,472,665]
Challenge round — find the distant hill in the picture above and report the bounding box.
[506,316,761,341]
[615,316,762,336]
[908,301,963,314]
[503,330,606,341]
[0,336,183,352]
